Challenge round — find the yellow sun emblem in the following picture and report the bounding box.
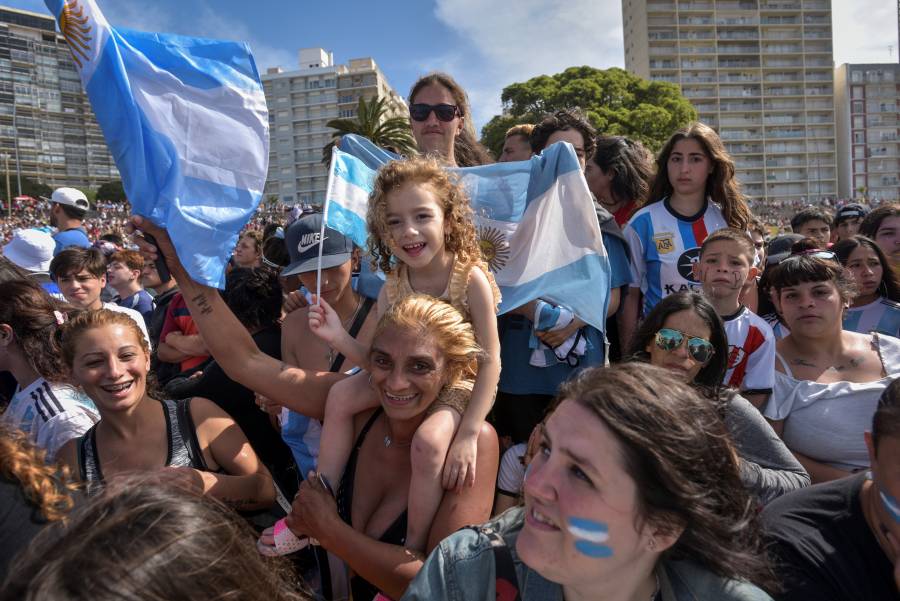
[478,226,510,273]
[59,0,92,69]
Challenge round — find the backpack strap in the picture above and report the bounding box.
[328,296,375,373]
[464,524,521,601]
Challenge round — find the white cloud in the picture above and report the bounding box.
[430,0,625,130]
[431,0,899,133]
[832,1,899,65]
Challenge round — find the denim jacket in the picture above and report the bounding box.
[401,507,773,601]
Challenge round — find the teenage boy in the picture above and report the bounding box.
[790,206,833,249]
[498,124,534,163]
[49,247,151,347]
[107,249,154,325]
[694,228,775,408]
[833,203,869,243]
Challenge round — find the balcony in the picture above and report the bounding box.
[726,142,764,154]
[681,75,717,83]
[679,31,715,40]
[679,16,713,25]
[761,29,802,40]
[760,0,801,9]
[765,127,806,139]
[678,1,715,9]
[720,100,763,111]
[719,86,761,97]
[720,73,761,83]
[720,129,762,140]
[764,99,804,110]
[681,59,716,69]
[764,72,804,82]
[718,30,759,40]
[719,44,761,54]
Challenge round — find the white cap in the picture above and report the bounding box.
[2,228,55,272]
[44,187,89,212]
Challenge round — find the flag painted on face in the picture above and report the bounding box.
[325,135,611,331]
[44,0,269,289]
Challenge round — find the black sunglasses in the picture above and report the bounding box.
[409,103,460,122]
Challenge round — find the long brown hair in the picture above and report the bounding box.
[557,363,775,591]
[0,478,309,601]
[647,122,750,230]
[0,423,76,522]
[0,280,75,383]
[409,72,493,167]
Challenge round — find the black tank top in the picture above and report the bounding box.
[77,398,209,485]
[336,408,408,601]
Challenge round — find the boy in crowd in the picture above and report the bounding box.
[833,202,869,243]
[48,247,151,347]
[790,206,832,249]
[498,124,534,162]
[694,228,775,408]
[107,249,154,325]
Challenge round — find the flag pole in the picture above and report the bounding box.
[317,145,339,306]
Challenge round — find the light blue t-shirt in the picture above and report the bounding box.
[52,227,91,255]
[497,231,631,396]
[843,297,900,338]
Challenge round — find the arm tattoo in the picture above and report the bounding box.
[191,292,214,316]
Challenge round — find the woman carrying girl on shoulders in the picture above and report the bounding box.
[309,156,501,552]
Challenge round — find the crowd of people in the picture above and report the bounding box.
[1,71,899,601]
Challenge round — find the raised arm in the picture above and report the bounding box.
[130,216,341,419]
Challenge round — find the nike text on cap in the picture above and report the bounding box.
[281,212,354,277]
[43,187,90,212]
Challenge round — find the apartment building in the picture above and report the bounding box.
[623,0,837,204]
[835,63,900,203]
[0,6,117,191]
[263,48,405,205]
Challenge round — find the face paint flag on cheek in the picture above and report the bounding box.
[880,489,900,524]
[43,0,269,290]
[567,517,613,558]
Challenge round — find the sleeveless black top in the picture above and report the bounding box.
[77,398,209,485]
[336,408,409,601]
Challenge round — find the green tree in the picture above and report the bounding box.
[321,96,417,165]
[0,174,52,200]
[480,67,697,157]
[96,180,126,202]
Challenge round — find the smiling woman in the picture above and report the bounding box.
[54,309,276,512]
[402,363,775,601]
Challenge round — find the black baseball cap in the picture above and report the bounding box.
[766,234,804,266]
[834,203,869,225]
[281,212,353,277]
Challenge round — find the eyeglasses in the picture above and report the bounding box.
[654,328,715,364]
[409,103,460,122]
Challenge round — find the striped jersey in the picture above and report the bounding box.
[1,378,99,461]
[843,297,900,338]
[624,198,728,315]
[723,306,776,393]
[763,313,790,340]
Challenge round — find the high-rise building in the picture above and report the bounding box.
[622,0,837,204]
[835,63,900,203]
[262,48,405,205]
[0,6,117,192]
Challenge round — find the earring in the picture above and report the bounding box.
[648,538,657,551]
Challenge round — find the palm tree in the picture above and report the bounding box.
[321,96,418,165]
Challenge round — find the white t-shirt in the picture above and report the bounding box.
[103,301,152,350]
[497,443,527,497]
[723,306,776,394]
[1,377,99,461]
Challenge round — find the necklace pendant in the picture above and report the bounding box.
[383,435,392,448]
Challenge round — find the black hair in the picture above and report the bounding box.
[590,135,654,205]
[790,206,832,232]
[530,108,597,157]
[49,247,107,280]
[873,378,900,452]
[832,235,900,303]
[224,267,282,331]
[626,291,729,391]
[767,239,858,304]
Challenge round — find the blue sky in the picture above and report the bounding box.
[6,0,900,131]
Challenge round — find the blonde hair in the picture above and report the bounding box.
[505,124,534,139]
[240,230,264,253]
[59,309,150,370]
[374,294,481,387]
[367,156,481,275]
[0,424,76,522]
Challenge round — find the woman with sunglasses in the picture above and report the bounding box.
[628,291,809,505]
[832,235,900,338]
[407,73,493,167]
[763,242,900,484]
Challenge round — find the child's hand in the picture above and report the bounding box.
[442,434,478,492]
[307,296,345,345]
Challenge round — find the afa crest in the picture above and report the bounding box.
[477,225,510,273]
[654,233,675,254]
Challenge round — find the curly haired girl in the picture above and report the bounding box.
[303,156,501,553]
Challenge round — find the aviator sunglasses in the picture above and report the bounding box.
[654,328,715,364]
[409,103,460,122]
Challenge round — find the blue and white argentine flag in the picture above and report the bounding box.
[325,135,611,331]
[44,0,269,288]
